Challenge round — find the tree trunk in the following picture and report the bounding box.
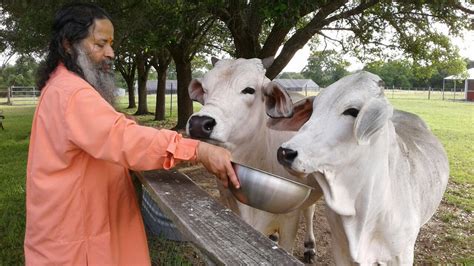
[173,56,193,130]
[126,78,136,109]
[155,67,167,121]
[115,53,137,109]
[135,53,152,115]
[152,52,172,121]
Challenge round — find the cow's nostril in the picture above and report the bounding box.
[188,115,216,139]
[277,147,298,167]
[203,119,216,132]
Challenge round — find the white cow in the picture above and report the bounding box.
[272,71,449,264]
[186,57,323,262]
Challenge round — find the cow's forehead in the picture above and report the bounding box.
[316,71,385,109]
[202,59,266,88]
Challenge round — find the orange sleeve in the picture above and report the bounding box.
[64,87,199,170]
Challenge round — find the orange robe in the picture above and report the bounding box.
[24,64,198,265]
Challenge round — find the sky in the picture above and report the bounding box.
[282,29,474,73]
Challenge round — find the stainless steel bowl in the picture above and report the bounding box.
[229,162,313,214]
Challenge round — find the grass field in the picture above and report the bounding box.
[0,93,472,264]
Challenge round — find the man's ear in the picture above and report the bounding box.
[62,39,73,55]
[267,96,314,131]
[188,79,205,104]
[354,98,393,145]
[263,81,293,118]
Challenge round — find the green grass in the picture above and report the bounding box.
[0,94,472,264]
[0,105,34,265]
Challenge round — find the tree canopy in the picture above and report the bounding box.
[302,49,349,87]
[208,1,474,79]
[363,56,468,88]
[1,0,473,128]
[0,55,38,90]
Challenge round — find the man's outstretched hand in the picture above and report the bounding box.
[196,142,240,189]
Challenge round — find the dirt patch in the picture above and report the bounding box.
[178,164,473,264]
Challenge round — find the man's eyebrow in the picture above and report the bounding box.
[94,37,113,44]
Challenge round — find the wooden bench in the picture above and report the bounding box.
[135,169,303,265]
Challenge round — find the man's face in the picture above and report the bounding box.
[74,18,116,104]
[81,18,114,71]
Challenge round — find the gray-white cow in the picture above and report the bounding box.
[272,71,449,264]
[186,58,322,262]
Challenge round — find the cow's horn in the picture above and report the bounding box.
[262,56,274,69]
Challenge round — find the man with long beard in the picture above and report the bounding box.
[24,3,239,265]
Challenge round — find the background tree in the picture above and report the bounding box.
[410,42,468,88]
[114,48,137,108]
[0,55,39,90]
[364,55,468,88]
[2,0,473,127]
[134,50,153,115]
[302,49,349,87]
[149,48,172,121]
[111,1,158,115]
[208,0,473,79]
[161,1,217,129]
[364,59,414,87]
[277,72,306,79]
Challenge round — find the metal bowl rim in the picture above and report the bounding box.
[231,161,313,190]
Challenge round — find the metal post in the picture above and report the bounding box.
[454,80,456,100]
[169,83,173,116]
[465,79,468,101]
[428,86,431,100]
[442,79,445,100]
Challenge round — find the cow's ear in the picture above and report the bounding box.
[263,81,293,118]
[354,98,393,145]
[211,57,219,66]
[262,56,274,69]
[267,96,314,131]
[188,79,205,104]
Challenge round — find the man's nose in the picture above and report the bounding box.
[105,45,114,59]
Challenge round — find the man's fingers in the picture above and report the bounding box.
[226,163,240,189]
[219,173,229,188]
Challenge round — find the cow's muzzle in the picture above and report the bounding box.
[277,147,298,168]
[188,115,216,139]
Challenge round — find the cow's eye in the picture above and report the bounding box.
[241,87,255,94]
[342,108,359,117]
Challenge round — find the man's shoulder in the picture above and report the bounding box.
[46,65,92,94]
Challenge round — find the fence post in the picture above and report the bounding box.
[454,81,456,100]
[169,83,173,116]
[428,86,431,100]
[442,80,445,100]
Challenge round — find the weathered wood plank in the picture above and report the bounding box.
[136,169,303,265]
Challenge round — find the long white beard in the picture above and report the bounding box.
[75,45,116,105]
